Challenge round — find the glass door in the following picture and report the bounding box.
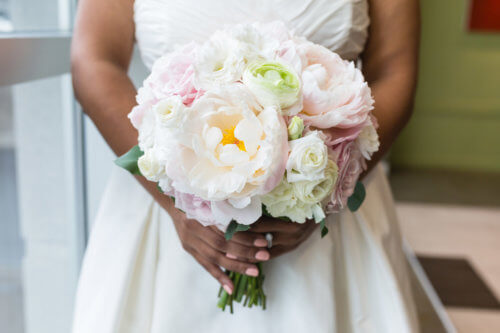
[0,1,84,333]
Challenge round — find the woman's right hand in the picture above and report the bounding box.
[169,207,271,295]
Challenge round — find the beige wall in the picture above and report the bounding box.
[390,0,500,172]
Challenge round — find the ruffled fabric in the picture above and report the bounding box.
[133,0,369,69]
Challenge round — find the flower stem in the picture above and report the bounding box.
[217,265,266,313]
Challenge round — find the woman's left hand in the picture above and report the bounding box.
[247,217,318,259]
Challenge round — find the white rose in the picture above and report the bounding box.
[356,119,380,160]
[286,131,328,183]
[261,178,308,223]
[262,177,327,223]
[138,149,163,181]
[154,96,185,127]
[293,160,338,204]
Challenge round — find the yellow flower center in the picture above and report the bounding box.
[221,126,246,151]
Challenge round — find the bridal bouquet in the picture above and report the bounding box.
[116,21,379,312]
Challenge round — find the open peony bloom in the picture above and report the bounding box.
[161,83,288,226]
[296,42,374,129]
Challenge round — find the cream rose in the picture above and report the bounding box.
[262,177,328,223]
[286,131,328,183]
[138,149,163,182]
[293,160,338,204]
[154,96,185,127]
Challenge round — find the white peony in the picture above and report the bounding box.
[230,22,286,61]
[158,83,288,225]
[194,31,247,91]
[286,131,329,183]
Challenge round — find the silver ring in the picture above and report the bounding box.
[265,232,273,248]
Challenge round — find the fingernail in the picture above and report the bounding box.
[254,239,268,247]
[255,250,270,261]
[245,267,259,277]
[223,284,233,295]
[226,253,237,259]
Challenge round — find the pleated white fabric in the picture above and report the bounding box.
[73,1,420,332]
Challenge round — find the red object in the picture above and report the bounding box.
[468,0,500,32]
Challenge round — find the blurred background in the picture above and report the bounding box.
[0,0,499,332]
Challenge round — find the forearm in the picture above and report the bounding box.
[72,59,138,155]
[72,58,177,212]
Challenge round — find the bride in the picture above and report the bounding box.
[71,0,420,332]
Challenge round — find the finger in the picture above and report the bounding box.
[204,227,270,262]
[200,228,270,262]
[191,250,234,294]
[197,240,260,277]
[225,241,271,262]
[250,217,306,233]
[272,222,317,246]
[195,226,230,253]
[211,227,268,247]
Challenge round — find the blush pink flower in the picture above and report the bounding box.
[326,141,366,213]
[128,42,202,130]
[128,86,157,129]
[170,190,216,227]
[296,42,374,130]
[319,123,366,147]
[145,41,202,107]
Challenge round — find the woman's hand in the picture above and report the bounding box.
[169,207,272,294]
[249,217,318,259]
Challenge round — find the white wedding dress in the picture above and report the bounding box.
[73,0,420,332]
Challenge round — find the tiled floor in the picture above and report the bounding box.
[398,203,500,332]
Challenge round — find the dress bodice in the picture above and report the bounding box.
[134,0,370,69]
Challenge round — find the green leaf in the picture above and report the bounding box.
[156,183,164,193]
[225,221,251,240]
[114,145,144,175]
[319,218,328,238]
[347,181,366,212]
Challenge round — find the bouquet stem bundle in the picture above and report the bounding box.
[217,263,266,313]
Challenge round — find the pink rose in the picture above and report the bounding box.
[326,141,366,213]
[296,42,374,129]
[145,41,202,107]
